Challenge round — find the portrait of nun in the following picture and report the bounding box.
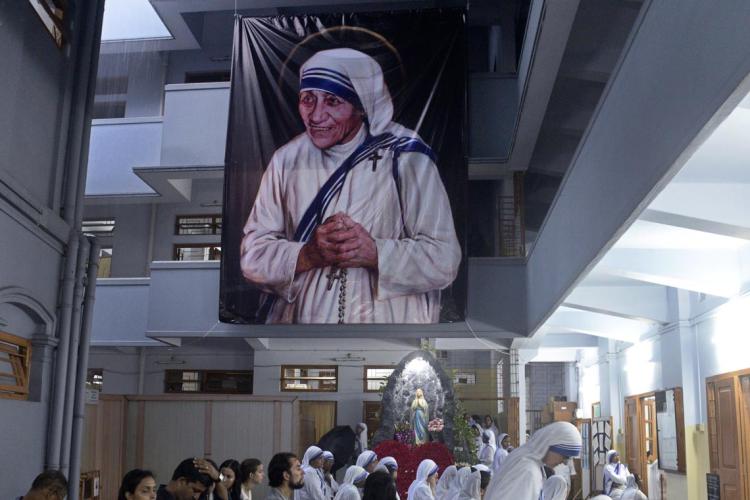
[240,48,461,324]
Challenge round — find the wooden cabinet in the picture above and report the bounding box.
[541,399,578,424]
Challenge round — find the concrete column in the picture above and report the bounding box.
[675,289,709,500]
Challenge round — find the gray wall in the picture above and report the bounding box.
[84,203,153,276]
[88,339,254,395]
[0,1,100,497]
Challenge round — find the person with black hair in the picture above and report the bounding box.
[156,458,219,500]
[479,471,491,499]
[199,459,229,500]
[17,470,68,500]
[266,452,305,500]
[220,460,241,500]
[239,458,265,500]
[118,469,157,500]
[362,471,397,500]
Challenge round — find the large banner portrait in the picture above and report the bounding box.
[220,10,467,325]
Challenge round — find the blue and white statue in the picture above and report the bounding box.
[411,388,429,445]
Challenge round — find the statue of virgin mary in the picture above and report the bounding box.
[411,388,429,445]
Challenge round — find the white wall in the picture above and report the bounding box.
[578,291,750,499]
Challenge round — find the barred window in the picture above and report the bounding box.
[165,369,253,394]
[281,366,338,392]
[364,366,394,392]
[173,244,221,261]
[175,215,222,235]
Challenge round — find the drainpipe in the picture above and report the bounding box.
[46,231,80,471]
[69,236,100,500]
[137,347,146,394]
[46,0,106,471]
[60,234,91,477]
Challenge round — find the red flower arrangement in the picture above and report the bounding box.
[373,440,454,499]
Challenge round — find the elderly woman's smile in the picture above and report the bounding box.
[299,89,363,149]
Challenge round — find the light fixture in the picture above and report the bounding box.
[155,355,186,365]
[331,353,366,362]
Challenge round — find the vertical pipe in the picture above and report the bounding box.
[137,347,146,395]
[69,236,101,500]
[146,203,157,274]
[46,231,80,471]
[60,234,91,476]
[47,0,106,471]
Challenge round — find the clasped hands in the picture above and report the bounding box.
[296,212,378,273]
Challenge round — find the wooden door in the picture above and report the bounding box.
[707,378,742,500]
[640,397,658,492]
[299,401,337,453]
[624,397,642,479]
[363,401,381,442]
[739,376,750,500]
[81,395,127,500]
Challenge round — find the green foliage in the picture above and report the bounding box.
[450,398,478,465]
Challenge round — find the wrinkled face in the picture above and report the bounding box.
[612,453,621,464]
[287,458,305,489]
[221,467,235,489]
[125,477,157,500]
[299,90,363,150]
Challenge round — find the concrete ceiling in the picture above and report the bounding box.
[530,86,750,361]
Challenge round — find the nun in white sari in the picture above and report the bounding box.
[479,430,497,467]
[541,475,569,500]
[356,450,379,473]
[434,464,458,500]
[298,446,328,500]
[407,459,439,500]
[456,467,481,500]
[620,474,647,500]
[241,48,461,324]
[335,466,368,500]
[603,450,629,499]
[492,433,510,473]
[483,421,582,500]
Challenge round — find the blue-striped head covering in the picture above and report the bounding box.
[322,451,335,462]
[300,66,363,111]
[356,450,378,469]
[299,48,394,135]
[379,456,398,471]
[549,442,582,458]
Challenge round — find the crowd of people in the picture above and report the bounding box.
[17,421,651,500]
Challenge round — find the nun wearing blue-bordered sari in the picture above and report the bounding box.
[483,421,582,500]
[241,48,461,324]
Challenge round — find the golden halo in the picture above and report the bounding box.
[277,25,406,89]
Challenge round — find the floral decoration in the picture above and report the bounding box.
[373,440,454,499]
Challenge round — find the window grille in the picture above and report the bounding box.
[281,365,338,392]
